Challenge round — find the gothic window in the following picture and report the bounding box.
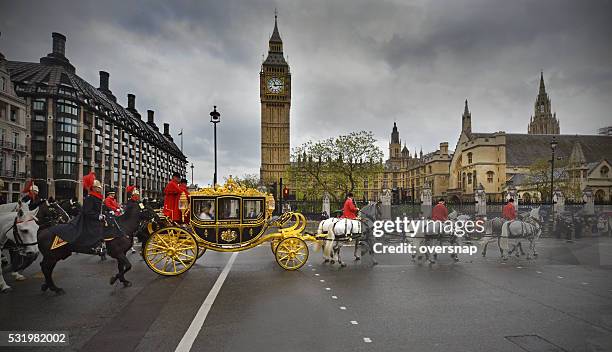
[601,166,609,178]
[487,171,494,183]
[467,172,472,184]
[467,152,473,164]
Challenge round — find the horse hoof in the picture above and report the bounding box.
[323,259,330,263]
[330,260,335,264]
[372,261,378,266]
[122,281,132,288]
[41,283,48,292]
[1,286,12,293]
[354,256,361,261]
[110,276,118,285]
[13,273,26,281]
[340,263,347,268]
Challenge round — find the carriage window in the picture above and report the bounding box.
[218,198,240,220]
[193,198,215,221]
[243,199,263,220]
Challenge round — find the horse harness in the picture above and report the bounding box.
[2,217,38,251]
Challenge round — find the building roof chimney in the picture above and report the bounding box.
[147,110,155,124]
[99,71,109,90]
[163,123,170,136]
[39,32,75,73]
[127,94,135,109]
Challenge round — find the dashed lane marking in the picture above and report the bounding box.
[315,273,320,276]
[320,279,325,282]
[331,295,338,299]
[557,276,564,279]
[536,271,543,274]
[340,306,347,310]
[325,287,331,291]
[363,338,372,343]
[350,321,358,325]
[175,252,238,352]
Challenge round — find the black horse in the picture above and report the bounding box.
[37,201,157,294]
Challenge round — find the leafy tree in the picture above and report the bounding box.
[525,158,570,201]
[226,173,260,189]
[287,131,383,201]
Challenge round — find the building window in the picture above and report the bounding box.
[467,172,472,184]
[601,166,609,178]
[33,99,46,111]
[487,171,494,183]
[0,77,5,91]
[467,152,473,164]
[10,108,18,122]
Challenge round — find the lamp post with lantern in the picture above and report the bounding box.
[550,136,558,204]
[210,106,221,189]
[190,163,194,187]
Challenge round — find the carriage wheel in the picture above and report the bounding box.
[275,237,309,270]
[196,243,207,259]
[270,239,280,254]
[143,227,198,276]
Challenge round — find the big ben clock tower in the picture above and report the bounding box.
[260,13,291,184]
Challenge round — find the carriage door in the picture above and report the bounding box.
[216,196,242,245]
[242,198,265,242]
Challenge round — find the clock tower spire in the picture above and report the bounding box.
[260,11,291,185]
[528,72,559,134]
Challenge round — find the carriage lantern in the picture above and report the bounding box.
[178,192,189,222]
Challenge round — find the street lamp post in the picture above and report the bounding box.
[550,136,558,204]
[210,106,221,189]
[190,163,194,186]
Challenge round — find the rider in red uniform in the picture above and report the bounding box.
[104,190,121,216]
[163,172,183,222]
[431,199,448,221]
[503,198,517,220]
[341,193,359,219]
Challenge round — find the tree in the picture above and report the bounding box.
[526,158,571,201]
[226,173,260,189]
[287,131,383,201]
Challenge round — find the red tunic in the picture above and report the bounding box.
[104,196,121,215]
[341,198,358,219]
[163,180,183,221]
[503,203,516,220]
[432,203,449,221]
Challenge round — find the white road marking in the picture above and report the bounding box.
[536,271,543,274]
[516,266,523,269]
[557,276,564,279]
[312,268,316,271]
[320,279,325,282]
[581,282,589,285]
[175,252,238,352]
[331,295,338,299]
[350,321,358,325]
[308,264,312,267]
[315,273,320,276]
[363,337,372,343]
[325,287,331,291]
[340,306,347,310]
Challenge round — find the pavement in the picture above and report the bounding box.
[1,237,611,352]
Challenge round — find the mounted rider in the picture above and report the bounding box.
[21,181,43,210]
[341,192,359,219]
[503,198,517,221]
[104,189,121,216]
[163,172,183,222]
[432,198,449,221]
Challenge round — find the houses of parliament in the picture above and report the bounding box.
[258,16,612,203]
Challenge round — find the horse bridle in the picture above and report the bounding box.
[4,217,38,248]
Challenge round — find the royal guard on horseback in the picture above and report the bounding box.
[104,189,121,216]
[432,198,449,221]
[163,172,183,222]
[341,192,359,219]
[21,180,42,210]
[503,198,517,221]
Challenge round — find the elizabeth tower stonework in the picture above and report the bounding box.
[260,14,291,184]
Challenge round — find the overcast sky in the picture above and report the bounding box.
[1,0,611,186]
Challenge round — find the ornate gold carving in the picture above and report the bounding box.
[249,228,253,236]
[191,177,268,197]
[220,229,237,242]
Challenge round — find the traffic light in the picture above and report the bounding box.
[282,187,289,199]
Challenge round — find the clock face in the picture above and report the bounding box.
[267,77,283,93]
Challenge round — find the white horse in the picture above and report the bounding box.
[0,202,21,213]
[319,217,362,266]
[0,207,40,292]
[498,207,542,260]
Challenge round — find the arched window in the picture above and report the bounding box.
[595,189,605,203]
[601,166,609,178]
[467,172,472,184]
[487,171,494,183]
[467,152,473,164]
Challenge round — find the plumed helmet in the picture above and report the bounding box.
[126,185,136,194]
[131,188,140,196]
[93,180,102,189]
[31,185,40,192]
[83,171,96,191]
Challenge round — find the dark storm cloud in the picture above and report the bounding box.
[1,0,611,185]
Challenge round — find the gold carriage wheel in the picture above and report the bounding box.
[143,227,198,276]
[196,243,207,259]
[275,237,309,271]
[270,239,280,254]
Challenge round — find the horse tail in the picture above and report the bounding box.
[322,224,335,259]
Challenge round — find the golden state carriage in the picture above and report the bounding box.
[143,178,323,276]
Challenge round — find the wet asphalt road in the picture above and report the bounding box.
[1,237,612,352]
